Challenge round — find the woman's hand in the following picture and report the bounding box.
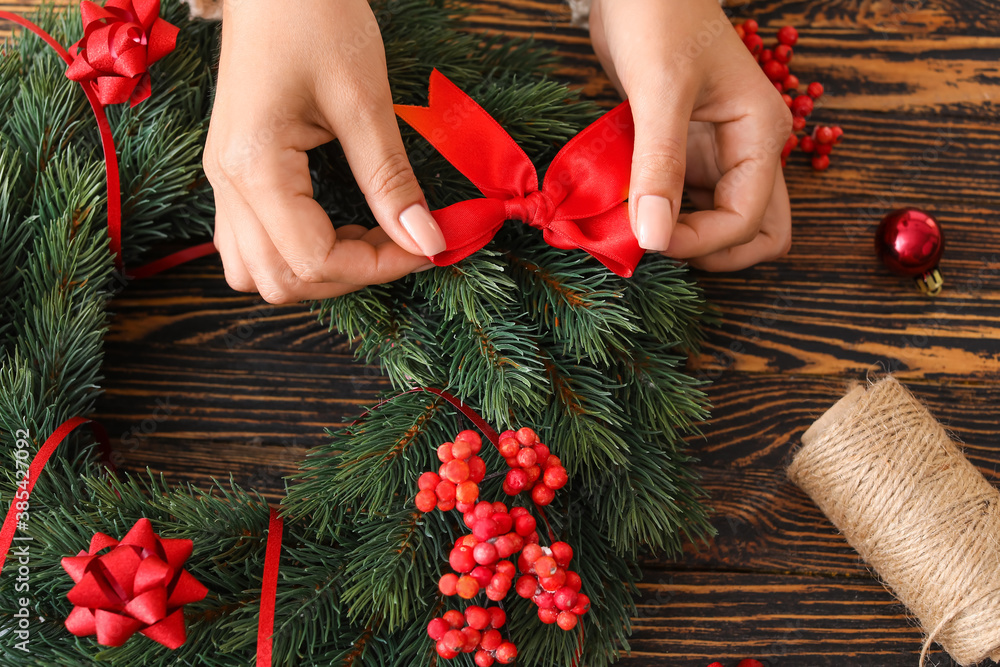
[203,0,446,304]
[590,0,793,271]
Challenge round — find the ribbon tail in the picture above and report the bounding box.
[426,199,507,267]
[394,69,537,199]
[544,205,644,278]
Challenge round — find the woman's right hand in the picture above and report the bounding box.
[203,0,446,304]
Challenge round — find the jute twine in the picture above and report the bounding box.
[787,377,1000,666]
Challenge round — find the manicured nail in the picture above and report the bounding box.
[636,195,674,251]
[399,204,447,257]
[415,262,437,273]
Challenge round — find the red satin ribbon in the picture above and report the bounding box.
[257,506,284,667]
[395,70,643,278]
[61,517,208,648]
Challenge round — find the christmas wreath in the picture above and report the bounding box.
[0,1,719,665]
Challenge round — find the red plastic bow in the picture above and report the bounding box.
[61,518,207,649]
[65,0,179,107]
[395,70,644,278]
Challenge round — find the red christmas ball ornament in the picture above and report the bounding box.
[875,208,945,296]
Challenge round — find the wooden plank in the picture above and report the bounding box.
[625,570,955,667]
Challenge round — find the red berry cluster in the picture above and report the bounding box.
[441,502,538,601]
[427,606,517,665]
[416,426,588,663]
[498,427,568,506]
[735,20,844,171]
[515,542,590,630]
[415,429,486,513]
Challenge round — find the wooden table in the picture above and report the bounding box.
[5,1,1000,665]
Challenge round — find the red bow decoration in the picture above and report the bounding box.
[61,518,208,649]
[65,0,179,107]
[395,70,643,278]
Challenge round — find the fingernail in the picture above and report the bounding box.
[636,195,674,251]
[415,262,437,273]
[399,204,447,257]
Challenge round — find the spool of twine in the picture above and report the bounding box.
[787,377,1000,666]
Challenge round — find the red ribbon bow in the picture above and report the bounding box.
[395,70,643,278]
[61,517,207,649]
[65,0,179,107]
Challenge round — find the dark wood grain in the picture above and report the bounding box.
[4,0,999,665]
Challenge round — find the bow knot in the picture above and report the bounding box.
[505,190,556,231]
[395,70,643,277]
[65,0,179,107]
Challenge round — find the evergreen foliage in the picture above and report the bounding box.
[0,1,715,665]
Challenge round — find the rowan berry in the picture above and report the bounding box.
[450,546,476,573]
[762,59,787,82]
[498,437,519,458]
[495,642,518,664]
[472,518,499,541]
[442,629,465,652]
[537,607,559,624]
[811,154,830,170]
[492,512,512,534]
[456,500,476,514]
[792,116,806,131]
[522,543,543,564]
[814,125,834,144]
[531,484,555,506]
[471,566,494,588]
[516,574,538,598]
[456,480,479,504]
[468,456,486,483]
[427,617,450,640]
[791,95,813,117]
[743,19,758,34]
[515,427,537,445]
[456,429,482,453]
[436,480,456,501]
[474,541,499,566]
[550,542,573,567]
[516,447,537,468]
[438,443,455,463]
[439,573,459,596]
[525,465,542,484]
[436,639,460,659]
[465,605,490,630]
[475,651,495,667]
[437,497,456,512]
[461,627,481,652]
[774,44,793,63]
[494,534,518,559]
[554,586,579,611]
[443,609,465,628]
[444,459,470,484]
[483,606,503,629]
[782,134,798,158]
[759,48,773,63]
[456,575,480,599]
[565,570,582,592]
[533,443,550,461]
[743,33,763,56]
[799,136,815,152]
[534,555,558,577]
[415,490,437,513]
[543,466,568,490]
[807,81,824,98]
[540,570,566,592]
[777,25,799,45]
[783,74,799,90]
[533,591,555,609]
[480,629,502,651]
[814,142,833,155]
[556,611,578,631]
[571,593,591,615]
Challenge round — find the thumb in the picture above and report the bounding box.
[626,86,692,251]
[326,83,447,259]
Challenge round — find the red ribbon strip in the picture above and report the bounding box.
[126,241,218,280]
[395,69,643,278]
[0,10,123,270]
[0,417,111,576]
[257,506,284,667]
[61,517,208,648]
